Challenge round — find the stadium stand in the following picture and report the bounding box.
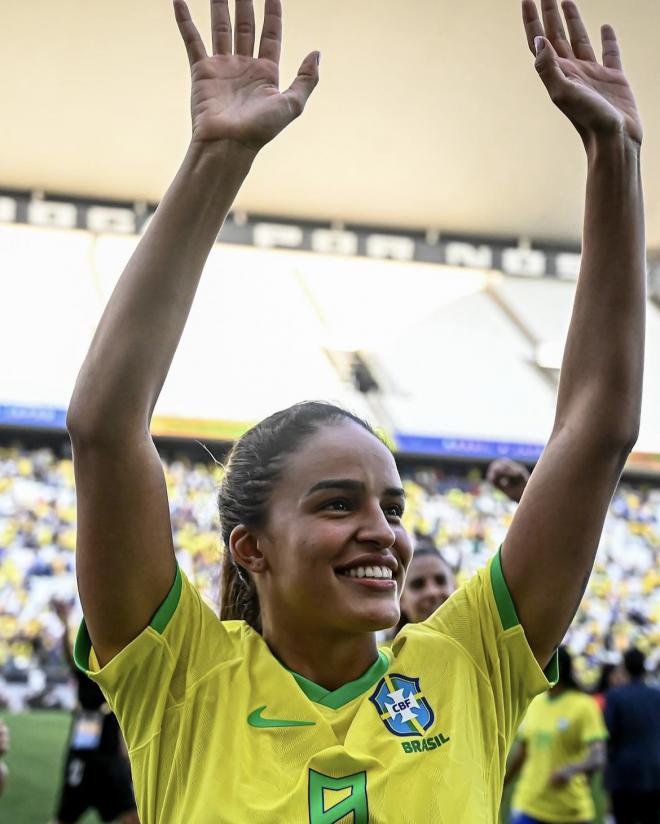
[1,443,657,710]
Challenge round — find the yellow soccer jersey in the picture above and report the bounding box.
[512,690,607,823]
[75,551,556,823]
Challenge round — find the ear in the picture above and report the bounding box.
[229,525,267,575]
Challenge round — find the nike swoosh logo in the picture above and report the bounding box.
[247,706,316,728]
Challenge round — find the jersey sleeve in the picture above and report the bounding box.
[420,549,558,747]
[73,566,237,752]
[579,695,608,745]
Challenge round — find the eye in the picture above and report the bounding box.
[383,503,404,519]
[322,498,351,513]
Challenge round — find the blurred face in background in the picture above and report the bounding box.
[400,551,456,624]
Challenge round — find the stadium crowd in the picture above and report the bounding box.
[0,443,657,707]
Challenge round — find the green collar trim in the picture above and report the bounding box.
[289,649,389,709]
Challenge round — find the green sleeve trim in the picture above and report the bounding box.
[490,547,520,631]
[74,618,93,673]
[290,650,389,710]
[490,548,559,684]
[72,565,182,671]
[545,651,559,684]
[584,735,608,744]
[150,565,183,634]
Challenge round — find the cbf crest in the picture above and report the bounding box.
[369,674,435,737]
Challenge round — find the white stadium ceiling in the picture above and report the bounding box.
[0,0,659,247]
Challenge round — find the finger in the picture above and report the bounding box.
[211,0,232,55]
[258,0,282,63]
[174,0,209,67]
[284,51,320,118]
[561,0,596,62]
[522,0,545,57]
[534,36,570,101]
[601,24,623,71]
[540,0,573,57]
[234,0,256,57]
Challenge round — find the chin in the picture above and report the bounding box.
[351,605,400,633]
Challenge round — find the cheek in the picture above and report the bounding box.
[397,534,414,570]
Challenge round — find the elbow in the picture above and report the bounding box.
[66,405,146,449]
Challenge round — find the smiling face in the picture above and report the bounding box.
[251,420,413,638]
[399,551,456,624]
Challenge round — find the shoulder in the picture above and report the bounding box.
[572,691,600,712]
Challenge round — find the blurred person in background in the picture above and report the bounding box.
[592,662,627,715]
[604,648,660,824]
[0,718,9,796]
[391,542,456,636]
[506,646,607,824]
[393,459,530,636]
[50,601,139,824]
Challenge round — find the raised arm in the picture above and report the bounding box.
[67,0,319,666]
[501,0,645,668]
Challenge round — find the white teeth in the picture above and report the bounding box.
[342,565,393,580]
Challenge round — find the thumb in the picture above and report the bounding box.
[284,51,321,117]
[534,36,567,102]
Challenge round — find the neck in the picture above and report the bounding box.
[261,614,380,692]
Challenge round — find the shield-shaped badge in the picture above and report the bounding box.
[369,673,435,737]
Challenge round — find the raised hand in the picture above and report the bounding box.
[522,0,642,147]
[486,459,530,504]
[174,0,320,152]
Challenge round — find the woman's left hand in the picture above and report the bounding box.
[522,0,642,148]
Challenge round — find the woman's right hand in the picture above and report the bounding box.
[174,0,320,153]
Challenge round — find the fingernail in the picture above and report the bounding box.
[534,36,545,54]
[316,51,321,66]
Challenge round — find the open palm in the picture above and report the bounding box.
[174,0,319,151]
[522,0,642,146]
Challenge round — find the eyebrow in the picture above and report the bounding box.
[304,479,406,499]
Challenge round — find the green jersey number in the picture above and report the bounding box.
[308,769,368,824]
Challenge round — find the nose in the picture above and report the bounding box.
[356,502,396,549]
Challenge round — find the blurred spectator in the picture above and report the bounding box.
[605,648,660,824]
[592,662,628,714]
[391,544,456,636]
[50,599,139,824]
[0,444,657,695]
[507,647,607,824]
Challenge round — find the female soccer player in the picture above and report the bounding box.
[67,0,646,821]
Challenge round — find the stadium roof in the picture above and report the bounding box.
[1,0,659,247]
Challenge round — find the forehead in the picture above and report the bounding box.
[280,420,401,494]
[408,553,452,578]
